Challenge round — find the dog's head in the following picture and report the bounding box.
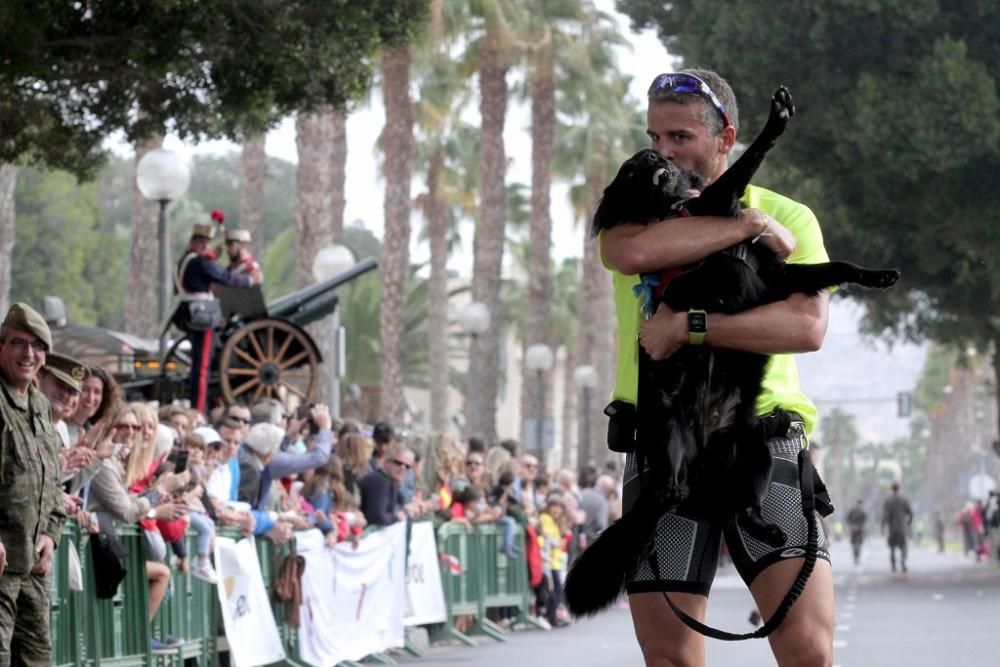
[591,149,703,237]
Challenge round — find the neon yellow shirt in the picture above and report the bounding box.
[605,184,829,436]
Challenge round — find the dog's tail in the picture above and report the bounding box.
[565,494,662,618]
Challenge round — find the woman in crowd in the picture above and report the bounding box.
[86,403,189,652]
[338,432,374,506]
[66,366,119,446]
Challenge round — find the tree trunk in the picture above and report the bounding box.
[238,133,267,245]
[425,150,450,433]
[294,113,332,289]
[124,135,164,337]
[328,108,347,243]
[520,41,555,453]
[468,23,508,445]
[378,45,414,423]
[561,343,577,470]
[0,164,16,316]
[578,163,616,466]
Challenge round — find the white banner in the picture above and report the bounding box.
[214,536,286,667]
[404,521,447,626]
[297,524,407,666]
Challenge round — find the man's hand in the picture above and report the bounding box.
[267,523,293,544]
[31,535,55,576]
[62,446,95,475]
[0,542,6,576]
[62,492,83,515]
[751,211,797,260]
[153,502,188,521]
[310,403,332,431]
[156,471,190,495]
[638,303,688,361]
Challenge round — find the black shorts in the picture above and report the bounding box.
[622,424,831,596]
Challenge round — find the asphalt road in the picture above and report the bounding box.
[401,539,1000,666]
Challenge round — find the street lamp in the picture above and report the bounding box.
[135,148,191,336]
[458,301,490,436]
[573,364,598,468]
[312,244,355,419]
[525,343,554,456]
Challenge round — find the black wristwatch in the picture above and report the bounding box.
[688,309,708,345]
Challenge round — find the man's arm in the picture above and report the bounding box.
[639,291,829,361]
[600,210,768,275]
[269,429,332,478]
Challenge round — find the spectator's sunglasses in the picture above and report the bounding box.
[649,72,731,127]
[465,460,482,468]
[390,458,412,470]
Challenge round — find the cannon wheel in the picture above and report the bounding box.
[218,319,321,404]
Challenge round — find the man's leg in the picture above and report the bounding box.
[900,539,908,572]
[10,574,51,667]
[0,574,23,667]
[750,558,834,667]
[889,544,897,572]
[629,592,707,667]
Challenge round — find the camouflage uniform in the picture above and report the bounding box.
[0,377,66,666]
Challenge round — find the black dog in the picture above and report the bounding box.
[565,86,899,618]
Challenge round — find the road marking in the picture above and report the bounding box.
[836,624,851,632]
[840,612,853,619]
[833,639,848,648]
[932,593,944,600]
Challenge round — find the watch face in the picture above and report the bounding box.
[688,311,707,333]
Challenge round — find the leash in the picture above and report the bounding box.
[657,435,820,641]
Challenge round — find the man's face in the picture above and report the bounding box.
[227,406,251,438]
[78,376,103,419]
[39,372,77,418]
[385,450,414,483]
[226,240,244,262]
[218,425,242,461]
[646,100,733,184]
[0,329,46,391]
[168,414,190,438]
[521,456,538,480]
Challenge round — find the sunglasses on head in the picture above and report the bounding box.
[649,72,731,127]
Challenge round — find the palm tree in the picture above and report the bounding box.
[555,10,643,465]
[124,134,163,337]
[412,39,476,433]
[293,113,331,289]
[467,1,522,445]
[378,44,416,422]
[238,133,267,244]
[0,163,16,314]
[328,108,347,243]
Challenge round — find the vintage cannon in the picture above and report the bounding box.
[140,257,378,406]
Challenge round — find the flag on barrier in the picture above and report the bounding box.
[404,522,447,626]
[439,553,462,575]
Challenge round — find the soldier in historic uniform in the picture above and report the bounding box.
[174,221,254,414]
[0,303,67,666]
[223,228,264,285]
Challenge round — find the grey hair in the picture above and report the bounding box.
[250,398,284,425]
[647,68,740,136]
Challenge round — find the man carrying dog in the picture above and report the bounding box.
[601,69,834,666]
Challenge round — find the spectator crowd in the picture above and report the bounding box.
[39,345,625,652]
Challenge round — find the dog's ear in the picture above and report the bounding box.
[591,159,641,237]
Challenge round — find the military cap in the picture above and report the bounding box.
[191,223,216,240]
[225,228,252,243]
[2,302,52,351]
[43,352,88,393]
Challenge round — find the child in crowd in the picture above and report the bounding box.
[173,433,217,582]
[489,471,522,558]
[537,496,569,627]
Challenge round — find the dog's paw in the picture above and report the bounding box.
[765,86,795,135]
[860,269,900,289]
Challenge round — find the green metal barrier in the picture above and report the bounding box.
[52,518,547,664]
[436,522,548,644]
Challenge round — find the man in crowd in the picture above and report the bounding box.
[223,229,263,285]
[248,402,333,509]
[846,499,868,566]
[359,444,415,526]
[882,482,913,573]
[579,473,616,548]
[368,421,395,473]
[173,219,255,413]
[0,303,67,665]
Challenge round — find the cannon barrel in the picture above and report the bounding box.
[266,257,378,328]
